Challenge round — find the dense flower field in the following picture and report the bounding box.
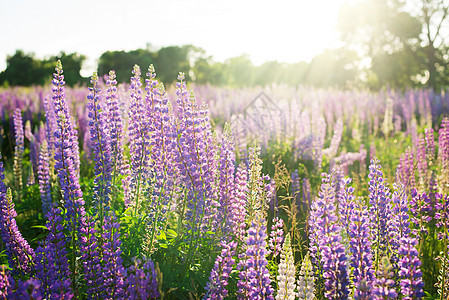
[0,61,448,299]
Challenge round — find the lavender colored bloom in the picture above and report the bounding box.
[101,216,127,298]
[37,141,52,216]
[372,257,398,299]
[368,157,392,270]
[438,117,449,188]
[13,108,24,196]
[237,215,274,300]
[204,241,237,300]
[105,70,124,178]
[144,66,177,251]
[338,177,355,233]
[128,65,150,210]
[34,207,73,299]
[417,138,427,187]
[0,156,35,277]
[216,124,237,239]
[9,277,43,299]
[175,72,218,235]
[312,173,349,299]
[396,149,415,190]
[276,234,296,300]
[0,266,11,298]
[79,216,104,298]
[425,128,435,163]
[231,163,249,241]
[348,197,375,299]
[388,183,411,269]
[409,189,432,237]
[268,217,284,258]
[126,259,159,299]
[52,60,86,227]
[397,237,424,299]
[87,72,112,216]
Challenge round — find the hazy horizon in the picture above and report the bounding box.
[0,0,345,76]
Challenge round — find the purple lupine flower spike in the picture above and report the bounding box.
[268,217,284,258]
[368,157,392,270]
[13,108,24,198]
[398,237,424,299]
[204,241,237,300]
[87,72,112,218]
[101,216,127,298]
[37,141,52,216]
[126,259,159,299]
[105,70,124,178]
[0,155,35,277]
[34,207,73,299]
[348,196,375,299]
[313,173,349,299]
[237,214,274,300]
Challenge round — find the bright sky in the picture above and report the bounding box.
[0,0,345,76]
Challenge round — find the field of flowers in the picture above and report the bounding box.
[0,60,448,299]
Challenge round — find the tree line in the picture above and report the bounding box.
[1,0,448,90]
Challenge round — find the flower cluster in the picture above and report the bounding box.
[13,108,24,196]
[204,241,237,299]
[0,155,35,277]
[237,215,274,299]
[276,233,296,300]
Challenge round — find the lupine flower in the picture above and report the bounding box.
[0,266,11,298]
[312,173,349,299]
[144,67,177,252]
[34,207,73,299]
[204,241,237,300]
[268,217,284,258]
[9,277,43,299]
[372,257,397,299]
[417,137,427,188]
[79,216,104,298]
[101,216,127,298]
[52,60,86,227]
[397,237,424,299]
[51,61,86,292]
[216,124,236,239]
[175,72,217,236]
[0,156,35,277]
[276,233,296,300]
[237,214,274,300]
[434,193,449,299]
[348,197,374,299]
[105,70,124,179]
[425,128,435,165]
[87,72,112,217]
[37,141,52,216]
[297,253,315,300]
[128,65,150,210]
[368,157,392,270]
[338,177,355,233]
[13,108,24,197]
[438,117,449,188]
[409,189,432,237]
[230,163,249,241]
[43,96,57,158]
[397,149,415,190]
[126,259,159,299]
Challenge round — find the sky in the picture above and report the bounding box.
[0,0,346,76]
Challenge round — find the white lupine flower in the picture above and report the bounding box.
[276,234,296,300]
[297,252,315,300]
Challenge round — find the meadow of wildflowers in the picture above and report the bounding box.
[0,60,448,299]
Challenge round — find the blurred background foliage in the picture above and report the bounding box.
[2,0,449,90]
